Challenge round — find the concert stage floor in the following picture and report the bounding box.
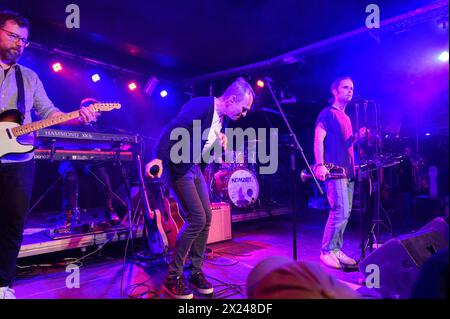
[13,210,384,299]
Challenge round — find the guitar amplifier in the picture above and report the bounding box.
[207,202,232,244]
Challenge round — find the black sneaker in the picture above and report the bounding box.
[162,275,193,299]
[188,272,214,295]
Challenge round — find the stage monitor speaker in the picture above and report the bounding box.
[359,226,448,299]
[207,202,232,244]
[418,216,449,242]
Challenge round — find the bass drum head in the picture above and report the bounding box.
[227,168,259,208]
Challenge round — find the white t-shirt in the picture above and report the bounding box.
[202,103,223,156]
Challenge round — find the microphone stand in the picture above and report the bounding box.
[372,101,390,249]
[359,100,389,259]
[354,101,367,259]
[265,77,323,261]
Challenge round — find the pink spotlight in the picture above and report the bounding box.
[52,62,62,72]
[438,51,449,62]
[256,80,265,88]
[91,74,101,83]
[128,82,137,91]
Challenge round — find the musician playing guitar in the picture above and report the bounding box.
[145,77,254,299]
[314,76,366,270]
[0,11,99,299]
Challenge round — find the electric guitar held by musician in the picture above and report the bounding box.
[0,103,121,159]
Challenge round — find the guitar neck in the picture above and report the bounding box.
[11,110,81,137]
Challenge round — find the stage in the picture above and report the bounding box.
[0,1,448,302]
[15,210,382,299]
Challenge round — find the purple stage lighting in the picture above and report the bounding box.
[52,62,62,73]
[128,82,137,91]
[91,74,101,82]
[438,51,449,62]
[160,90,168,98]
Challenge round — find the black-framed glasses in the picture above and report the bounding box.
[0,28,29,47]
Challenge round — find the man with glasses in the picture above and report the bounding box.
[145,77,254,299]
[0,26,30,48]
[0,10,99,299]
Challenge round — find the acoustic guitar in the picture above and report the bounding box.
[146,177,184,250]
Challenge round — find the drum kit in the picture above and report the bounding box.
[204,140,260,209]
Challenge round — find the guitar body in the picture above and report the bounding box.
[161,196,181,250]
[136,155,169,256]
[165,196,185,232]
[140,206,168,256]
[0,109,34,158]
[152,208,169,254]
[0,121,34,158]
[140,186,169,256]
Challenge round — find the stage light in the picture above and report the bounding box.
[160,90,168,98]
[52,62,62,72]
[128,82,137,91]
[438,51,449,62]
[425,133,431,136]
[91,74,101,83]
[256,80,265,88]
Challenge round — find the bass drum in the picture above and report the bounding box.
[213,168,259,208]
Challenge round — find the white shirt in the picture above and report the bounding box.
[202,102,223,155]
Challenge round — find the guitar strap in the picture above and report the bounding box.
[15,66,26,124]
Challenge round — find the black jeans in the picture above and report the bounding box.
[59,162,114,211]
[0,160,35,287]
[168,165,212,277]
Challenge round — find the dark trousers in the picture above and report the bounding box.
[0,160,35,287]
[168,165,212,277]
[58,162,113,211]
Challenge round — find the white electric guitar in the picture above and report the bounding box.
[0,103,121,159]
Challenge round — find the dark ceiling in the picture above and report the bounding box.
[1,0,441,81]
[0,1,448,182]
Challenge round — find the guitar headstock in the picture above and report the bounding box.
[92,103,122,112]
